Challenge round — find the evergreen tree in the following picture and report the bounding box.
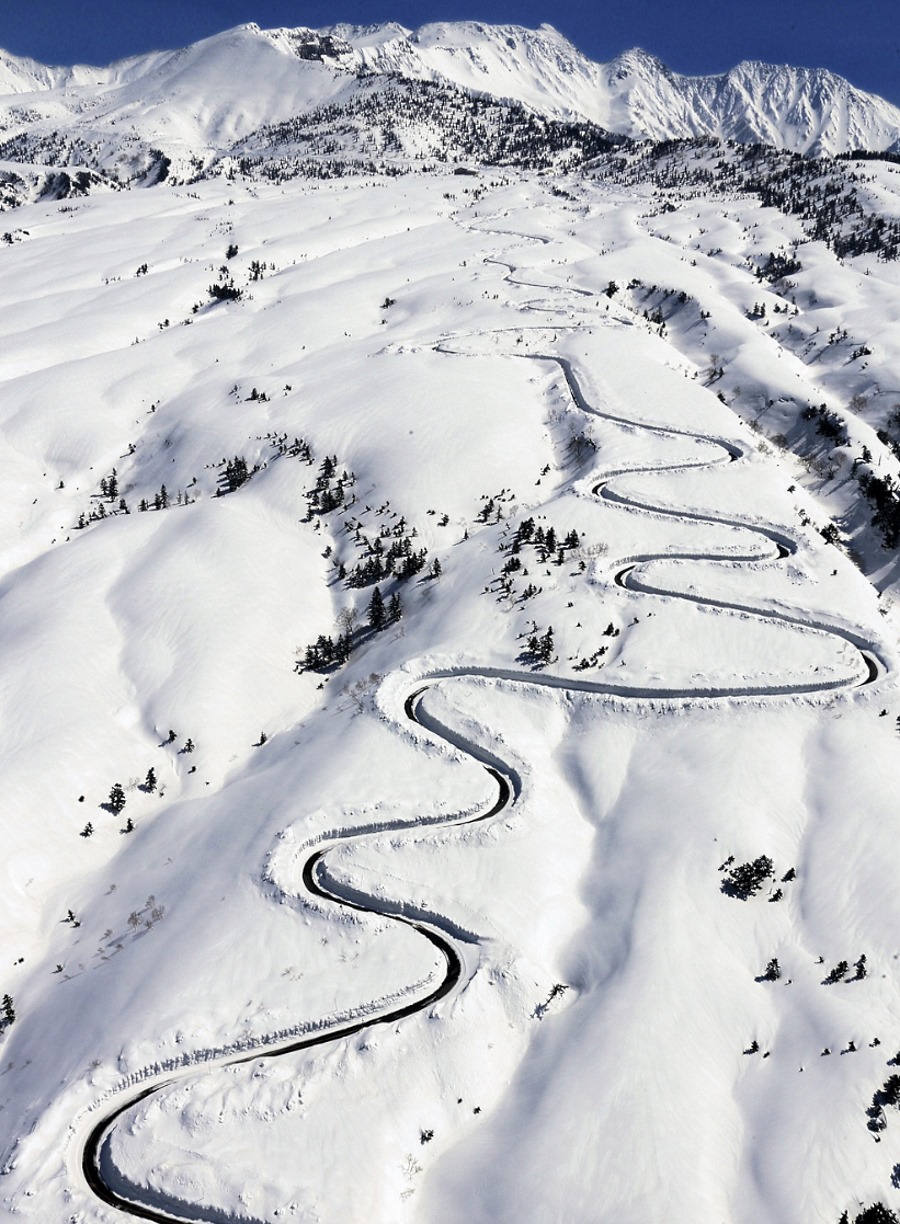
[856,1205,899,1224]
[368,586,386,630]
[538,626,554,663]
[722,856,774,899]
[388,591,402,623]
[823,959,850,984]
[2,993,14,1025]
[145,767,157,793]
[108,782,126,815]
[761,958,781,981]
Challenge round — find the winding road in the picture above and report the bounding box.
[74,224,890,1223]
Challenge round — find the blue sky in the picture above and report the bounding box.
[4,1,899,104]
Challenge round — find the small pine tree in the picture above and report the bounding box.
[431,557,442,579]
[388,591,402,623]
[80,822,93,837]
[145,767,157,793]
[538,626,554,663]
[183,738,194,753]
[1,993,14,1025]
[108,782,126,815]
[823,959,850,985]
[368,586,386,631]
[881,1074,900,1107]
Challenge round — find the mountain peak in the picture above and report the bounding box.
[0,19,898,162]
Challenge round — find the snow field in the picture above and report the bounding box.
[0,169,898,1224]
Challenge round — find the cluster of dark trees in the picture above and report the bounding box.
[343,535,430,586]
[839,1204,899,1223]
[572,645,608,671]
[595,136,900,264]
[523,625,554,666]
[224,77,626,184]
[719,854,775,899]
[510,517,580,563]
[756,250,803,282]
[305,454,355,516]
[218,455,255,494]
[308,458,438,589]
[297,586,402,673]
[265,433,313,463]
[857,468,900,549]
[297,454,438,674]
[868,1073,900,1135]
[490,515,586,607]
[802,403,850,447]
[137,485,191,513]
[299,631,353,671]
[76,475,197,528]
[822,955,867,984]
[206,278,243,303]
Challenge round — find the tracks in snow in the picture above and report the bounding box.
[75,225,890,1224]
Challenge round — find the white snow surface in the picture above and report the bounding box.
[1,158,900,1224]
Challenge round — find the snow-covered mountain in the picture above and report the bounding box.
[326,23,900,156]
[0,17,899,183]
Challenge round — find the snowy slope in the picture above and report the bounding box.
[0,142,899,1224]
